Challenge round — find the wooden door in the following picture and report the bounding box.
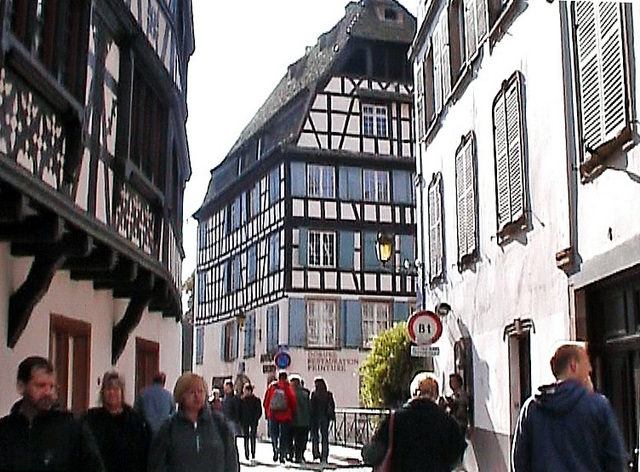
[135,337,159,396]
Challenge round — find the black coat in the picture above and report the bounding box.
[364,398,466,472]
[239,395,262,428]
[84,405,150,472]
[0,400,105,471]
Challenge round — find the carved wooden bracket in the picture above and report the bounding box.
[7,231,93,348]
[111,272,154,365]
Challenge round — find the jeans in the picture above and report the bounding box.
[270,419,291,461]
[242,423,257,459]
[291,425,309,461]
[311,417,329,462]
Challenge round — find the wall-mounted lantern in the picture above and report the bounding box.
[376,231,393,265]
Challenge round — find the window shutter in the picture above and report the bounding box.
[400,235,414,266]
[267,306,279,352]
[476,0,488,45]
[348,166,362,200]
[440,9,452,101]
[393,301,409,322]
[339,166,348,200]
[291,162,306,197]
[493,90,510,232]
[505,78,524,224]
[244,313,254,358]
[464,137,477,256]
[195,327,204,364]
[269,168,279,203]
[363,231,379,270]
[392,170,411,203]
[575,2,627,153]
[416,61,425,139]
[220,325,226,361]
[428,174,444,281]
[339,231,354,269]
[433,23,443,114]
[342,300,362,348]
[455,143,468,260]
[298,228,307,266]
[231,321,239,360]
[288,298,306,347]
[464,0,477,60]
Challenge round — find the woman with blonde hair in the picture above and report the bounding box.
[148,372,239,472]
[84,371,149,472]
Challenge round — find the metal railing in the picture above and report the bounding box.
[329,408,390,448]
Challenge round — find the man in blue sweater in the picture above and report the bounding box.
[511,342,626,471]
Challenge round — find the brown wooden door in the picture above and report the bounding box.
[49,314,91,416]
[135,337,159,396]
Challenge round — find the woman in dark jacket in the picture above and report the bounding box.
[309,376,335,464]
[148,372,239,472]
[239,383,262,461]
[84,371,149,472]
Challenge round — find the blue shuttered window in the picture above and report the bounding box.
[291,162,306,197]
[339,231,354,269]
[195,326,204,365]
[248,246,257,282]
[288,298,307,347]
[342,300,362,348]
[269,168,280,204]
[298,228,308,266]
[399,235,415,266]
[266,306,279,354]
[363,231,379,270]
[269,233,280,273]
[339,167,363,200]
[393,301,409,322]
[392,170,412,203]
[244,312,256,358]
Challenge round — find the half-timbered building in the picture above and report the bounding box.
[0,0,194,415]
[194,0,417,408]
[412,0,640,469]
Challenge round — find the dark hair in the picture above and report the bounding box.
[244,383,254,392]
[314,376,328,394]
[152,372,166,384]
[17,356,53,384]
[550,344,584,379]
[224,379,234,387]
[278,371,288,380]
[449,373,463,385]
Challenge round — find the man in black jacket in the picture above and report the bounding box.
[0,356,105,471]
[363,372,466,472]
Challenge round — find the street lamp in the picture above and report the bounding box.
[376,231,393,265]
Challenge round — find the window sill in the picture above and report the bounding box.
[580,126,636,182]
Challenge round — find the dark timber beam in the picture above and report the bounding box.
[93,259,138,291]
[66,245,118,278]
[6,214,65,253]
[0,189,28,223]
[111,271,155,364]
[8,231,93,348]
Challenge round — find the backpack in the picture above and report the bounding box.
[269,387,288,412]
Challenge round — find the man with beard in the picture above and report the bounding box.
[0,356,104,471]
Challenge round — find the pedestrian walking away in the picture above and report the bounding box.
[0,356,105,471]
[147,372,239,472]
[239,382,262,462]
[222,379,242,436]
[289,374,311,463]
[133,371,175,435]
[263,370,297,464]
[511,342,626,472]
[362,372,466,472]
[309,376,336,465]
[84,371,149,472]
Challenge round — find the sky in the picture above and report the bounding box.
[183,0,417,282]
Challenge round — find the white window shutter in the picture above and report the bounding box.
[440,8,452,101]
[476,0,488,45]
[575,3,627,153]
[493,92,510,232]
[428,174,443,280]
[464,0,477,60]
[505,78,524,223]
[463,137,477,256]
[416,61,425,139]
[455,144,468,261]
[433,25,443,114]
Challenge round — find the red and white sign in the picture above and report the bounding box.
[408,310,443,345]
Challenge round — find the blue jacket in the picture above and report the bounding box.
[134,384,175,434]
[512,379,626,472]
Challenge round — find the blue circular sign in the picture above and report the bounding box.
[274,352,291,369]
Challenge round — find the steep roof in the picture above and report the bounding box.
[197,0,416,216]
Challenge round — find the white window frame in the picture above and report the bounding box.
[363,169,390,202]
[307,164,335,198]
[307,299,337,348]
[463,0,488,61]
[428,173,444,283]
[308,230,335,268]
[362,104,389,138]
[361,301,391,348]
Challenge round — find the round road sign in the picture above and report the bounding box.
[408,310,443,345]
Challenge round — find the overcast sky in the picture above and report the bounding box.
[183,0,417,281]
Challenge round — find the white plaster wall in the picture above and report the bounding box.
[0,243,182,415]
[417,1,573,439]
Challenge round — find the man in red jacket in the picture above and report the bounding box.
[263,371,297,463]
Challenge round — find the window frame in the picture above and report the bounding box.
[455,132,479,268]
[307,164,335,199]
[308,230,336,268]
[428,172,445,284]
[361,301,391,349]
[363,169,390,202]
[306,299,338,348]
[362,104,389,138]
